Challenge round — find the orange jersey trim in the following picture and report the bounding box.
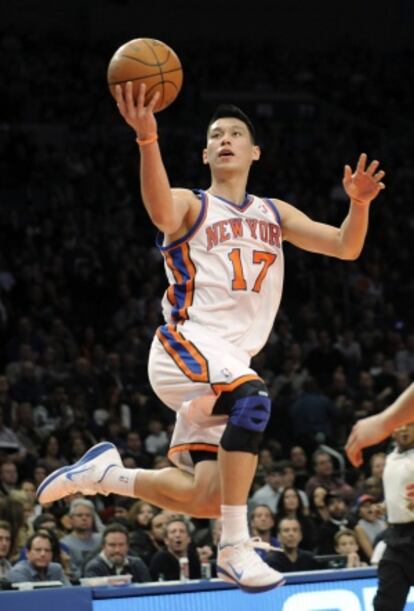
[168,443,219,458]
[212,374,263,396]
[156,324,209,383]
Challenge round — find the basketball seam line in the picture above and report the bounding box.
[142,39,165,109]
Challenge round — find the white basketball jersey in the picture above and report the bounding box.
[157,190,284,357]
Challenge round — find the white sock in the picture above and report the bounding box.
[220,504,249,545]
[100,466,141,497]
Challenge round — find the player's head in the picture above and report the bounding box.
[207,105,256,143]
[203,105,260,172]
[392,422,414,451]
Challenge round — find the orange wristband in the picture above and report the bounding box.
[136,134,158,146]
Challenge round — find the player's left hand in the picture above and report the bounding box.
[405,483,414,502]
[345,412,390,467]
[343,153,385,206]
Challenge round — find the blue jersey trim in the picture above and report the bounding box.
[156,190,207,252]
[212,192,254,210]
[263,197,282,226]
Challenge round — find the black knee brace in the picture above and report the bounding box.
[214,380,271,454]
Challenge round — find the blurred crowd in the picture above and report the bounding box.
[0,28,413,586]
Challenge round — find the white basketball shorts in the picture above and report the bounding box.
[148,320,261,473]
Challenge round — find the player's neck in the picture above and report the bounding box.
[208,176,248,206]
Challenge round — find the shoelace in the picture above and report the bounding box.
[249,537,283,553]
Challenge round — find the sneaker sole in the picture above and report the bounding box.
[36,441,117,502]
[216,566,286,593]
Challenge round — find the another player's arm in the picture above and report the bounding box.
[277,154,385,260]
[345,383,414,467]
[115,81,194,234]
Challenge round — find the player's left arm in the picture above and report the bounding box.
[277,153,385,259]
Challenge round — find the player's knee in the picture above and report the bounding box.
[215,380,271,454]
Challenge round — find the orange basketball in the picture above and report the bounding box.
[107,38,183,113]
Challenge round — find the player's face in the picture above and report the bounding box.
[393,422,414,450]
[203,118,260,172]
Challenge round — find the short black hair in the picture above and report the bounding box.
[207,104,256,143]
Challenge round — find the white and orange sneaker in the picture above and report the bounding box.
[36,442,122,504]
[217,539,285,593]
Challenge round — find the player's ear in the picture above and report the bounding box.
[202,148,209,165]
[252,145,261,162]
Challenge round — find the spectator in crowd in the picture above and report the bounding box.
[275,487,317,551]
[0,409,26,465]
[250,463,284,514]
[249,504,279,561]
[144,418,169,456]
[278,460,309,508]
[149,517,202,581]
[0,376,18,428]
[60,498,102,580]
[38,434,68,472]
[305,450,355,504]
[290,378,339,453]
[0,460,19,498]
[308,486,330,528]
[84,523,150,582]
[334,529,367,568]
[353,494,387,562]
[267,518,319,572]
[0,520,12,577]
[8,532,69,585]
[316,491,353,555]
[289,445,310,490]
[121,431,152,468]
[128,500,158,566]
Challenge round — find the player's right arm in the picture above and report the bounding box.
[115,82,194,235]
[345,383,414,467]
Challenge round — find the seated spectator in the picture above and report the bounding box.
[334,529,368,568]
[316,491,354,554]
[278,460,309,509]
[149,517,202,581]
[0,410,26,466]
[144,418,169,456]
[0,520,12,577]
[353,494,387,563]
[0,495,27,562]
[60,498,101,580]
[128,500,158,566]
[305,449,356,504]
[309,486,330,528]
[266,517,319,572]
[0,460,19,497]
[84,523,150,582]
[38,434,68,473]
[275,487,317,551]
[289,445,310,490]
[8,532,69,584]
[121,431,152,469]
[249,504,279,560]
[250,463,284,514]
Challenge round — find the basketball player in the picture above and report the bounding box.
[37,81,385,593]
[372,421,414,610]
[346,383,414,467]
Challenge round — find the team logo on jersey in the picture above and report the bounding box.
[221,368,232,378]
[259,204,269,214]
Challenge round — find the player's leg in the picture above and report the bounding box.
[214,379,285,592]
[373,557,411,611]
[36,443,220,517]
